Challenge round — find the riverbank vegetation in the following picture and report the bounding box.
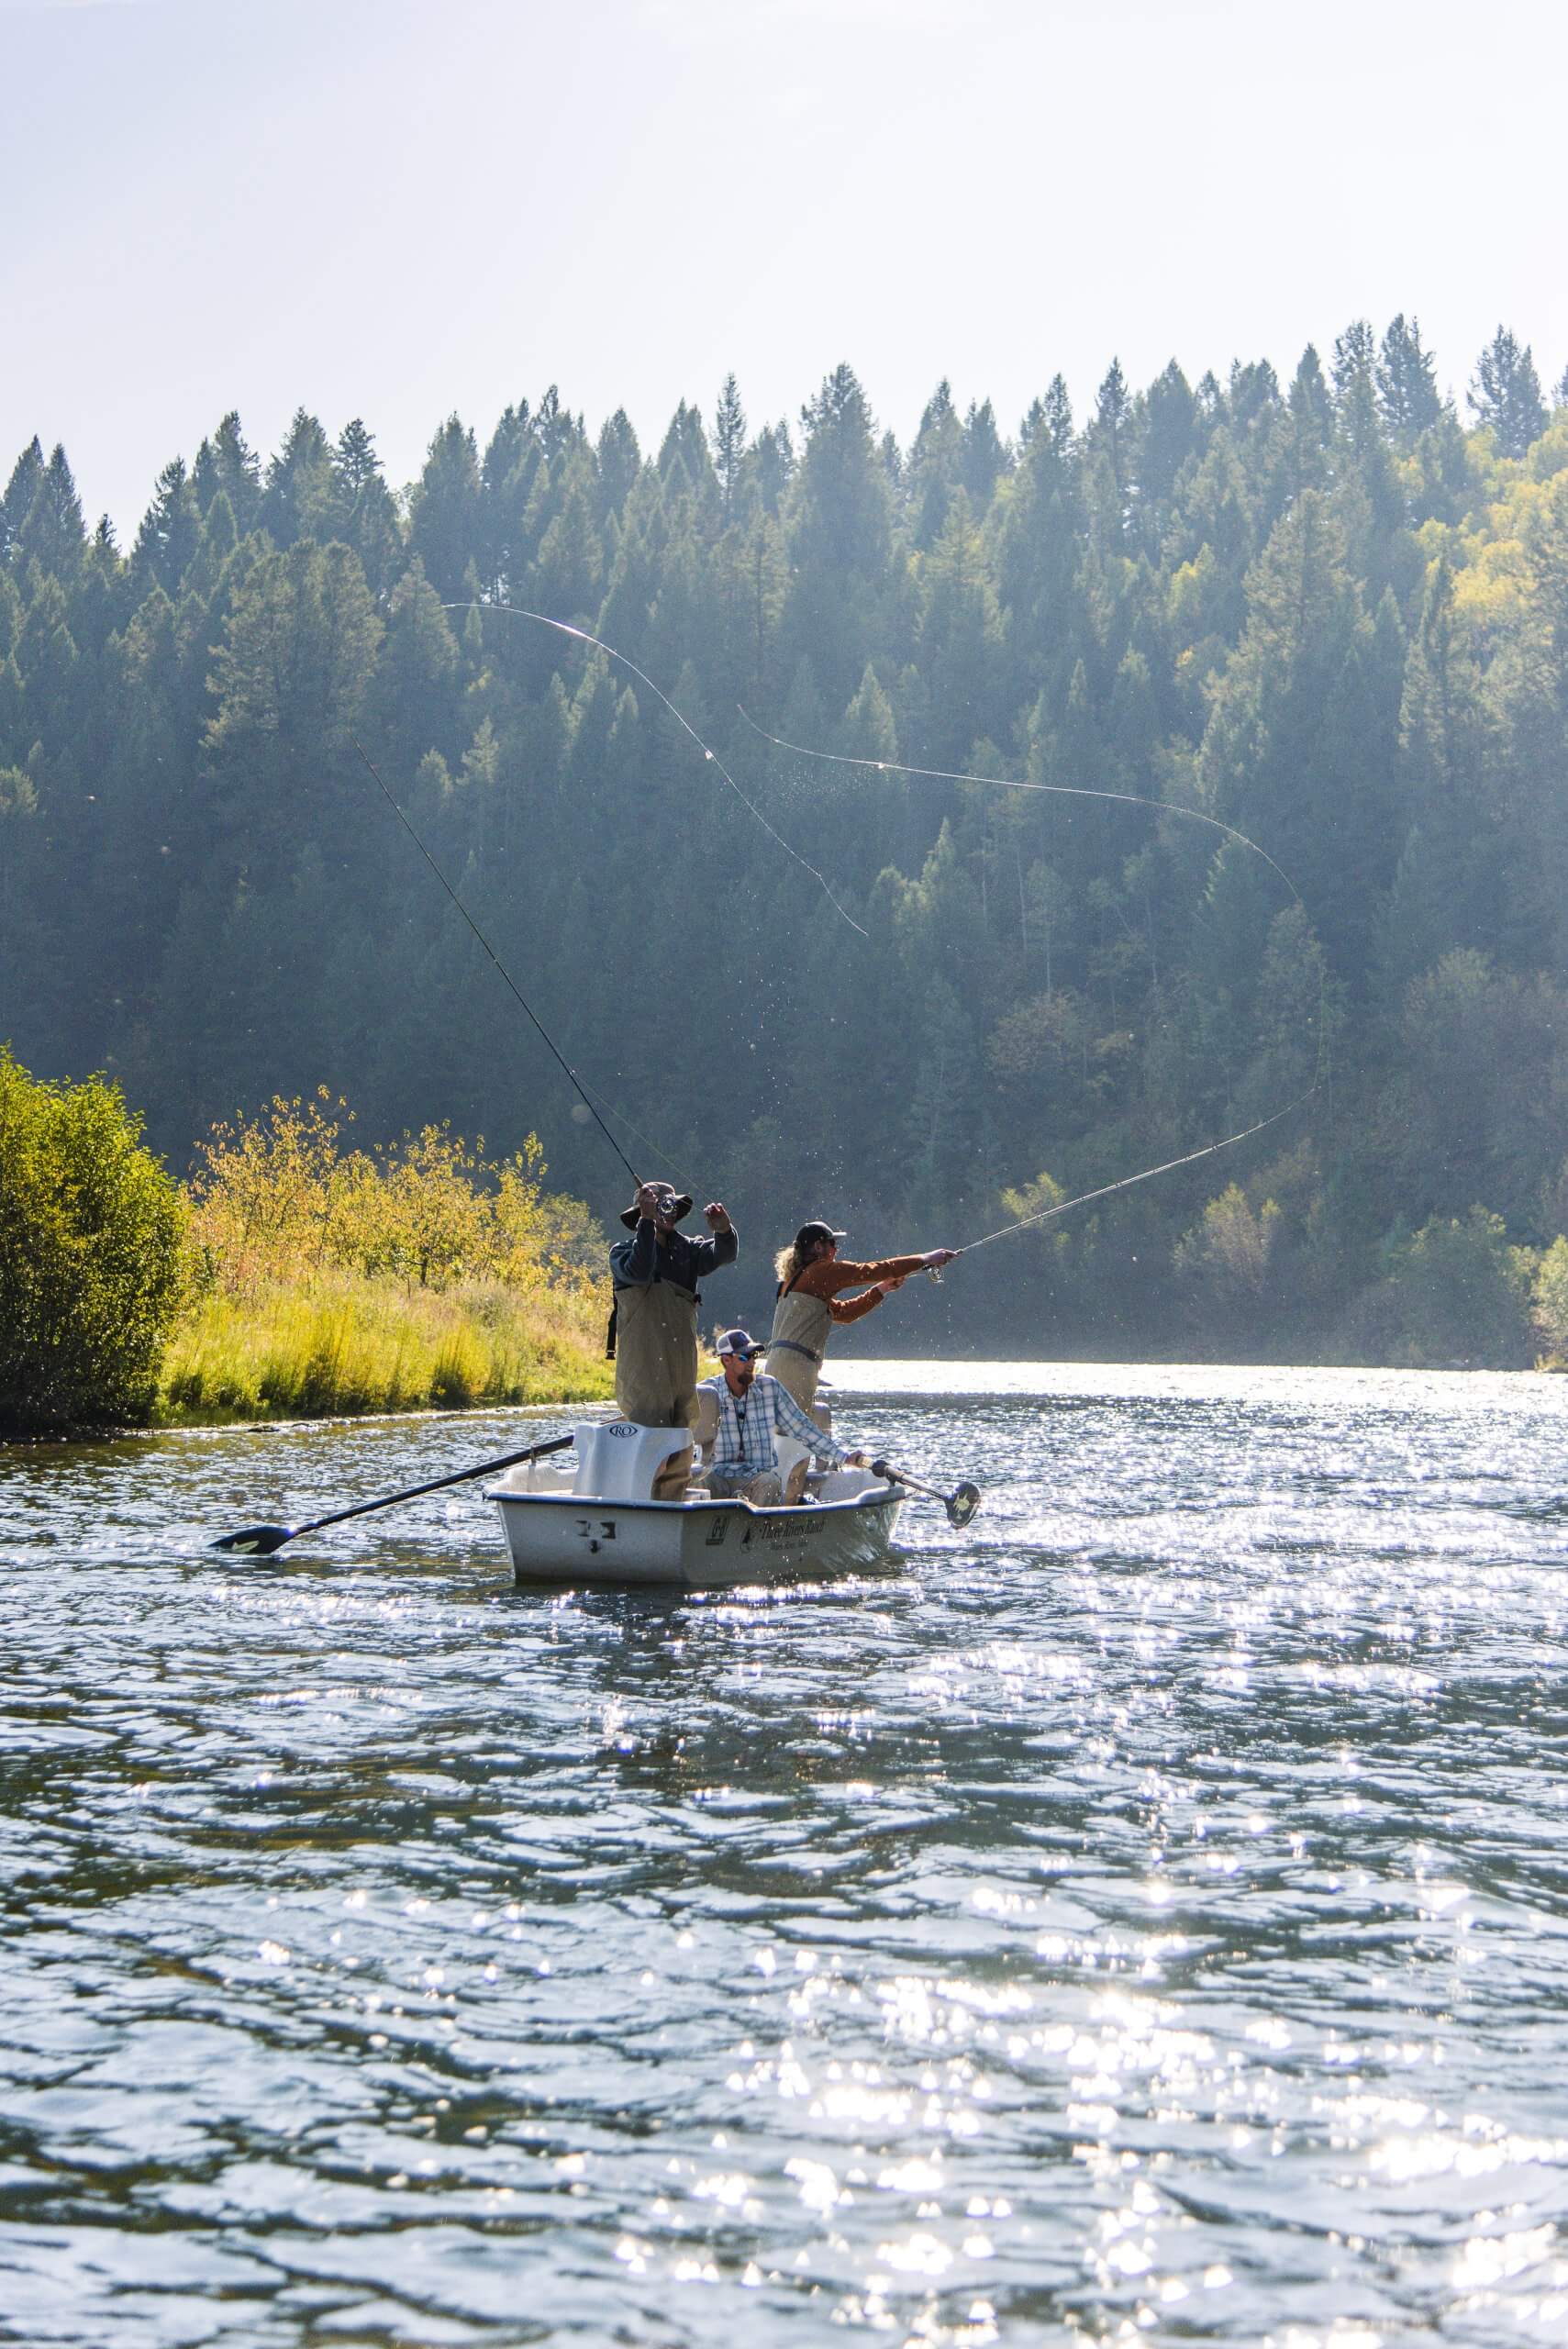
[4,320,1568,1365]
[0,1050,183,1432]
[161,1091,612,1424]
[0,1067,611,1434]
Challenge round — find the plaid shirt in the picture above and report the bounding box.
[699,1372,851,1477]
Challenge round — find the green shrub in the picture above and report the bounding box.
[0,1050,185,1432]
[1379,1207,1535,1367]
[1532,1235,1568,1360]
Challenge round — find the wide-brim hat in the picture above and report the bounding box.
[620,1189,695,1230]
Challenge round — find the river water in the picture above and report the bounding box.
[2,1361,1566,2347]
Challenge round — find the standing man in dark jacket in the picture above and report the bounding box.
[609,1182,737,1494]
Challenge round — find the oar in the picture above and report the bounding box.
[211,1433,575,1556]
[870,1458,982,1530]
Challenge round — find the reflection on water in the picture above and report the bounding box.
[2,1363,1566,2344]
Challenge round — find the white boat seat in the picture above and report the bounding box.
[573,1420,693,1501]
[773,1436,811,1497]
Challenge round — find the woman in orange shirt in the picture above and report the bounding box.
[765,1219,961,1409]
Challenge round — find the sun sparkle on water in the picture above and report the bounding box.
[1,1360,1565,2343]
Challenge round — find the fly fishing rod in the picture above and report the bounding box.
[350,733,647,1188]
[359,613,1322,1269]
[444,603,868,936]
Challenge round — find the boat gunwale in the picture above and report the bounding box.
[485,1484,902,1520]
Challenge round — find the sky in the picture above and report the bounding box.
[4,0,1564,539]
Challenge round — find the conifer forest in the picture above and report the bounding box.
[5,322,1568,1365]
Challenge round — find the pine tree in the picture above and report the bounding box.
[785,365,895,703]
[260,409,337,548]
[331,419,403,596]
[367,560,462,763]
[1329,317,1406,559]
[532,449,604,620]
[131,457,201,591]
[1378,551,1493,987]
[1469,327,1548,458]
[484,401,531,497]
[1090,358,1134,518]
[15,445,86,580]
[657,401,717,508]
[750,421,794,514]
[1376,315,1443,447]
[1138,361,1198,530]
[906,379,963,548]
[1040,373,1075,462]
[1331,320,1377,420]
[1290,346,1333,445]
[595,409,641,518]
[1227,358,1282,447]
[407,416,484,600]
[333,417,380,500]
[193,413,261,529]
[205,540,384,878]
[1,440,46,565]
[917,489,1001,767]
[532,385,584,468]
[961,398,1007,509]
[713,374,747,514]
[14,574,81,764]
[1198,490,1386,974]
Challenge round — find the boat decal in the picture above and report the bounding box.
[705,1515,730,1545]
[741,1513,817,1547]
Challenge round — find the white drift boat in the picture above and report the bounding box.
[488,1420,906,1591]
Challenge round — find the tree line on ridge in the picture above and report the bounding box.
[3,317,1567,1364]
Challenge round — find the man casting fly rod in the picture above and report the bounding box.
[607,1180,737,1497]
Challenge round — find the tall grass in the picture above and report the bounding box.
[156,1094,613,1424]
[160,1277,612,1422]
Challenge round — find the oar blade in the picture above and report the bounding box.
[211,1524,294,1556]
[946,1483,982,1531]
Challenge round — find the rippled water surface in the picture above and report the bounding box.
[3,1361,1567,2347]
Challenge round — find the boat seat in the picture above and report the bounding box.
[773,1436,811,1498]
[573,1420,693,1501]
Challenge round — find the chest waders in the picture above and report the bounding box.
[767,1276,833,1410]
[614,1276,701,1431]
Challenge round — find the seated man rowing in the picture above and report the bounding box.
[695,1328,872,1506]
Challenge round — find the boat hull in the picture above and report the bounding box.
[488,1485,906,1591]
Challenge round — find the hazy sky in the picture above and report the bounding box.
[5,0,1563,538]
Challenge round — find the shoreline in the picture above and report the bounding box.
[6,1353,1561,1450]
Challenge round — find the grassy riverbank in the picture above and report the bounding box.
[150,1092,615,1427]
[157,1274,613,1425]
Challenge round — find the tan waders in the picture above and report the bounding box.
[614,1277,699,1499]
[766,1286,833,1411]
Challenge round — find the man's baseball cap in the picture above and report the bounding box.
[716,1328,765,1359]
[794,1219,847,1251]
